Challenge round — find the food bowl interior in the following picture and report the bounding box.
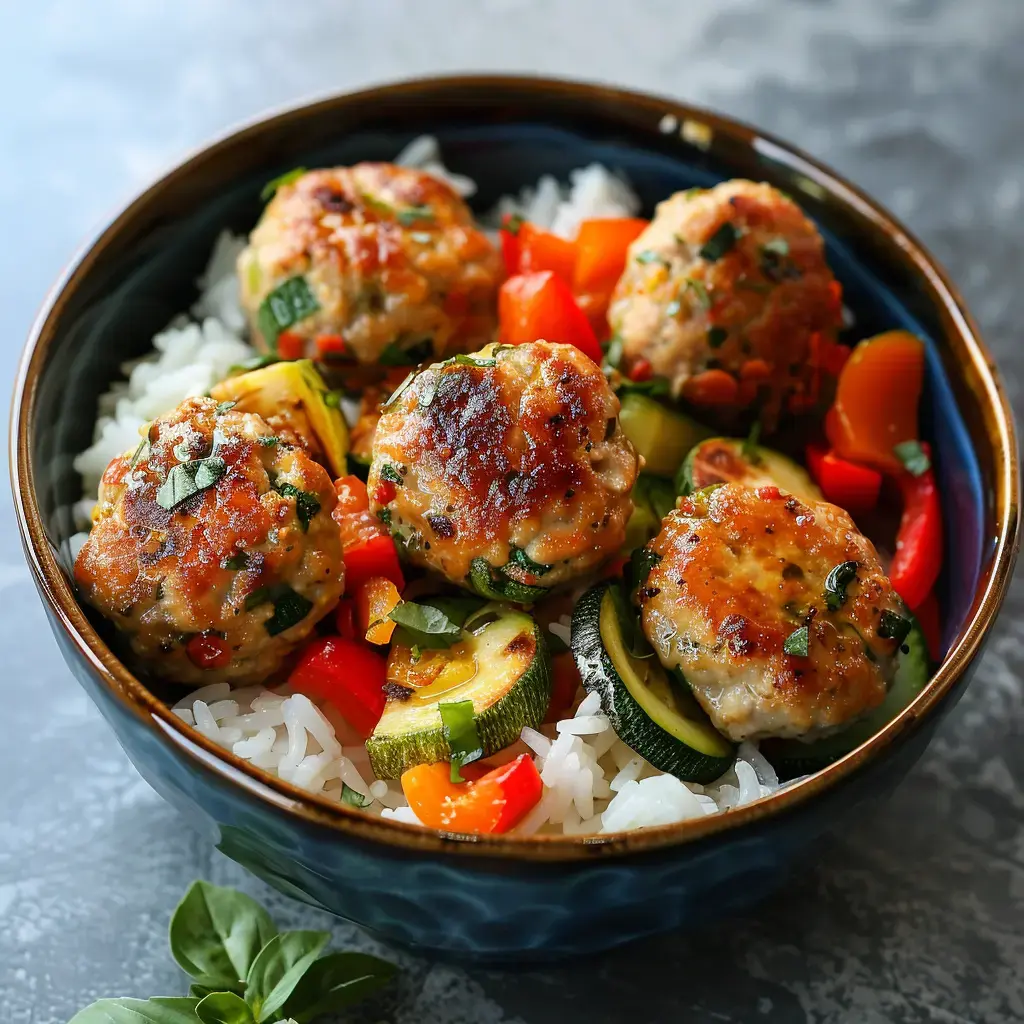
[30,87,987,701]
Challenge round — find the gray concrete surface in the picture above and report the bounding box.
[2,2,1023,1021]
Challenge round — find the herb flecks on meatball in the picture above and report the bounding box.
[367,341,640,592]
[638,482,907,741]
[74,397,344,685]
[238,163,503,366]
[609,179,843,427]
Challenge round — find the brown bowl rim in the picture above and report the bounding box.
[11,73,1021,862]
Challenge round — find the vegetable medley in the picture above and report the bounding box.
[74,161,944,836]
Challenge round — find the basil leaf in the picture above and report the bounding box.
[878,609,912,646]
[265,587,314,636]
[281,951,397,1024]
[193,457,226,491]
[894,439,931,477]
[628,546,663,591]
[157,456,226,511]
[396,203,434,226]
[505,545,552,578]
[699,222,738,262]
[260,166,306,201]
[196,991,255,1024]
[452,352,497,367]
[380,463,404,485]
[169,880,277,992]
[244,930,330,1023]
[257,276,320,346]
[379,337,434,366]
[824,560,859,612]
[706,326,728,349]
[389,600,462,650]
[418,594,485,628]
[275,483,321,531]
[69,998,201,1023]
[190,984,218,1000]
[439,699,483,783]
[742,421,762,464]
[341,783,371,808]
[783,625,810,657]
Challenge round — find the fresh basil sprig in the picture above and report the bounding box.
[69,880,396,1024]
[389,599,463,650]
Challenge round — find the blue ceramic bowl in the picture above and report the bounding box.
[12,76,1020,960]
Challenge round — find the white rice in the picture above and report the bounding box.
[72,136,782,835]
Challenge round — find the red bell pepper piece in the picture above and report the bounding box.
[545,652,582,724]
[806,444,883,514]
[332,475,406,593]
[517,223,578,280]
[889,450,943,611]
[499,217,522,276]
[401,754,543,833]
[498,271,603,363]
[288,636,387,738]
[276,330,305,360]
[343,534,405,595]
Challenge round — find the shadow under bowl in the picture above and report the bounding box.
[11,75,1020,960]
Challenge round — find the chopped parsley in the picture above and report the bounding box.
[257,275,320,347]
[276,482,320,531]
[699,222,738,262]
[894,440,931,477]
[256,435,279,447]
[783,625,810,657]
[439,699,483,783]
[380,463,404,485]
[824,560,859,612]
[377,507,392,527]
[259,166,306,201]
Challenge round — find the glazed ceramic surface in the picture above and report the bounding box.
[12,77,1019,958]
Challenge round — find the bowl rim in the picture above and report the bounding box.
[11,72,1021,862]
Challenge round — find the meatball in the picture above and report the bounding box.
[608,179,843,427]
[74,397,344,685]
[367,341,639,592]
[238,163,503,366]
[638,482,907,741]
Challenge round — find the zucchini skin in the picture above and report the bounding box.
[366,621,552,779]
[469,557,550,605]
[570,583,734,784]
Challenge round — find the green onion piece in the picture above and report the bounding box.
[322,389,343,409]
[699,222,738,262]
[341,784,371,808]
[878,609,913,646]
[894,440,931,477]
[707,326,728,348]
[783,625,810,657]
[260,166,306,201]
[824,560,859,612]
[256,276,320,347]
[439,699,483,783]
[664,300,681,318]
[276,483,321,531]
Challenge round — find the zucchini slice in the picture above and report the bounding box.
[761,620,931,779]
[678,436,822,503]
[570,583,735,783]
[618,394,713,477]
[623,474,677,553]
[367,607,552,778]
[469,557,549,605]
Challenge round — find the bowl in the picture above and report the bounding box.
[12,74,1020,960]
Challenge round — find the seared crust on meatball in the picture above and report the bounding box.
[639,482,905,741]
[238,163,502,365]
[367,341,639,589]
[608,180,843,426]
[74,397,344,685]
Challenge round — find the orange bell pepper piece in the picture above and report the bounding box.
[682,368,739,406]
[401,755,543,833]
[498,271,603,363]
[573,217,648,294]
[826,331,925,473]
[355,576,401,645]
[805,443,882,514]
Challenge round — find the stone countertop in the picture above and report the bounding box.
[2,2,1022,1021]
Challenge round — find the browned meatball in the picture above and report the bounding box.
[74,397,344,685]
[639,482,907,741]
[608,180,843,427]
[238,164,503,366]
[367,341,639,593]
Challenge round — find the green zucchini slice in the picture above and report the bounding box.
[618,393,713,477]
[469,557,549,605]
[677,436,822,503]
[570,583,734,783]
[367,607,552,778]
[761,619,931,779]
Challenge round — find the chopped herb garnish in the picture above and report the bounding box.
[629,546,663,591]
[505,545,552,578]
[214,401,236,416]
[503,213,525,235]
[699,222,738,262]
[452,353,497,368]
[397,204,435,226]
[410,231,433,244]
[438,699,483,783]
[707,326,728,348]
[635,249,665,266]
[878,609,913,646]
[378,337,434,366]
[156,456,226,511]
[824,560,859,612]
[259,166,306,201]
[322,389,343,409]
[685,278,711,308]
[389,600,463,650]
[894,439,931,477]
[380,463,404,485]
[665,300,682,318]
[256,435,279,447]
[341,784,371,808]
[128,437,149,470]
[603,335,624,370]
[245,583,313,635]
[742,421,763,464]
[762,237,790,257]
[276,482,321,531]
[783,625,810,657]
[377,507,392,526]
[257,275,320,347]
[227,353,280,375]
[224,551,248,571]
